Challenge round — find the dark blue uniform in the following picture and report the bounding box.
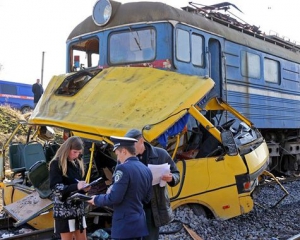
[94,156,152,239]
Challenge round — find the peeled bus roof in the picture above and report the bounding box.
[28,67,214,142]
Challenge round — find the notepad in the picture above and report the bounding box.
[69,193,92,201]
[83,177,103,188]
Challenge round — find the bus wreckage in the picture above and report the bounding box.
[0,67,269,236]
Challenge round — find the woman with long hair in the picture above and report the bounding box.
[49,136,90,240]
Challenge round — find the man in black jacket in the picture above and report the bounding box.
[125,129,180,240]
[32,79,44,108]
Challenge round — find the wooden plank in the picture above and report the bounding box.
[183,224,203,240]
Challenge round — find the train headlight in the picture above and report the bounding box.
[92,0,112,26]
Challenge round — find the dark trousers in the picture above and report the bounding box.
[143,208,159,240]
[113,238,142,240]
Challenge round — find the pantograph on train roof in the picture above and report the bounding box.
[184,2,300,52]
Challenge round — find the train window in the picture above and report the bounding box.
[191,34,204,66]
[109,28,156,64]
[241,51,260,79]
[176,29,190,62]
[264,58,280,84]
[69,37,100,72]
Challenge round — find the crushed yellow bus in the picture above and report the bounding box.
[0,67,269,232]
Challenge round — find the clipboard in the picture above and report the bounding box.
[72,177,103,194]
[83,177,103,189]
[69,193,92,202]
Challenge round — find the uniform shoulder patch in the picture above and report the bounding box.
[114,170,123,183]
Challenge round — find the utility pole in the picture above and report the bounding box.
[41,51,45,86]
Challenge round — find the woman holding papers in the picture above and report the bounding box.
[49,136,90,240]
[125,129,180,240]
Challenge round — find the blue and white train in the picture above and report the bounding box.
[65,0,300,174]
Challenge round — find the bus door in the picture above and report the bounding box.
[208,38,222,98]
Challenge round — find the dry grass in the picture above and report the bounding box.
[0,105,63,146]
[0,106,30,147]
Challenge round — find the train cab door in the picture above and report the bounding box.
[208,38,222,98]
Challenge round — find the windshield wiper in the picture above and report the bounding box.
[129,27,142,51]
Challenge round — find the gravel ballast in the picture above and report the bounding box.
[159,180,300,240]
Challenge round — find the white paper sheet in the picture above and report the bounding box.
[148,163,170,186]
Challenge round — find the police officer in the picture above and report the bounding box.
[125,129,180,240]
[88,136,153,240]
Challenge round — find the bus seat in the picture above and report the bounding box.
[28,160,52,199]
[8,142,26,179]
[44,142,60,162]
[23,141,46,171]
[176,126,203,160]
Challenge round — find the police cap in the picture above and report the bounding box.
[125,129,142,139]
[110,136,138,151]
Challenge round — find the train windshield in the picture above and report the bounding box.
[109,28,156,64]
[69,37,100,72]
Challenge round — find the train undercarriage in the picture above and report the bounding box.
[263,129,300,176]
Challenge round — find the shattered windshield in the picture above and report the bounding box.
[69,37,100,72]
[109,28,156,64]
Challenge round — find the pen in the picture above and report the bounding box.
[76,179,89,189]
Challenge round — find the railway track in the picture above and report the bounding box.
[0,216,56,239]
[0,228,55,240]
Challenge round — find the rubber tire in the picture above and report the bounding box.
[189,204,207,217]
[21,106,32,114]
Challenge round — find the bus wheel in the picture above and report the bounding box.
[21,106,32,114]
[189,204,207,217]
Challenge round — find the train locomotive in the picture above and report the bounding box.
[66,0,300,175]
